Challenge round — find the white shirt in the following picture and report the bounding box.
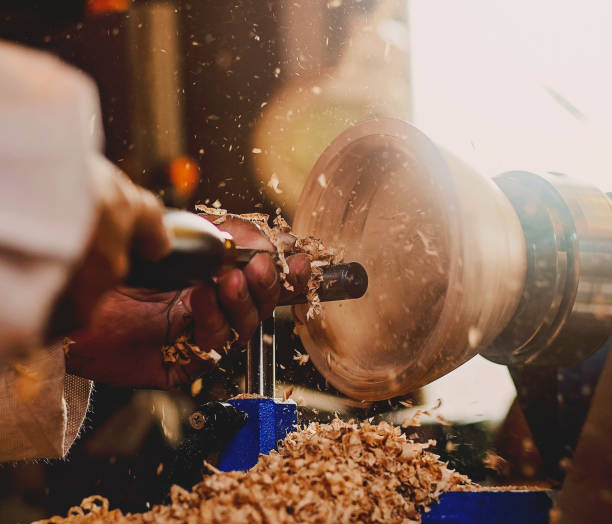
[0,42,108,460]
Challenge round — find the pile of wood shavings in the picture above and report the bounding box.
[196,204,343,319]
[38,418,471,524]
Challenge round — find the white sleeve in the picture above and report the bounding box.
[0,42,105,459]
[0,41,103,353]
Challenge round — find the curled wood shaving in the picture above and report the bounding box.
[401,400,448,428]
[62,337,75,357]
[38,418,471,524]
[230,393,266,400]
[282,386,294,401]
[482,450,509,474]
[162,319,236,368]
[293,349,310,366]
[161,335,195,365]
[194,204,227,224]
[267,172,283,194]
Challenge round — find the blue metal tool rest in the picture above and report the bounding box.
[423,490,553,523]
[217,397,298,472]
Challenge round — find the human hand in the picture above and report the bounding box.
[64,215,311,389]
[46,167,170,342]
[189,216,311,353]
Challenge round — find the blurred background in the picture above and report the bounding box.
[1,0,611,521]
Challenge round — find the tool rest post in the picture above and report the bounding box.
[246,313,276,397]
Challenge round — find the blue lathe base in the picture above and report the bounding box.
[423,491,553,523]
[218,397,298,472]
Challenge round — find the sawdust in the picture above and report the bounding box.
[161,334,223,366]
[37,418,471,524]
[62,337,75,357]
[282,386,294,401]
[482,450,510,475]
[293,349,310,366]
[229,393,266,400]
[193,204,227,225]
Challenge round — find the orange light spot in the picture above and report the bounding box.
[86,0,129,16]
[169,156,200,197]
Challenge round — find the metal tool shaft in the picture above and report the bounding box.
[245,263,367,397]
[245,314,275,397]
[284,262,368,304]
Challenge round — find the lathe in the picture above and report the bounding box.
[135,119,612,523]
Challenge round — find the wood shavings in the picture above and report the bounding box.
[194,204,227,225]
[445,441,458,453]
[306,266,323,319]
[197,205,342,319]
[38,418,471,524]
[293,349,310,366]
[232,212,270,225]
[190,378,203,397]
[402,410,424,428]
[62,337,75,357]
[401,400,448,429]
[229,393,265,400]
[434,414,452,427]
[293,236,343,320]
[267,172,282,193]
[482,450,509,474]
[162,332,223,367]
[282,386,294,401]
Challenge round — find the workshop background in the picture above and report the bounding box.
[1,0,612,521]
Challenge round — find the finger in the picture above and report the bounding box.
[279,253,312,303]
[215,216,274,251]
[244,253,280,320]
[217,269,259,343]
[190,284,233,352]
[132,188,171,261]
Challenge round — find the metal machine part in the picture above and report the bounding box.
[293,118,612,400]
[246,315,276,397]
[285,262,369,305]
[159,401,247,493]
[293,118,526,400]
[125,210,237,290]
[482,171,612,367]
[217,397,298,472]
[246,263,368,397]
